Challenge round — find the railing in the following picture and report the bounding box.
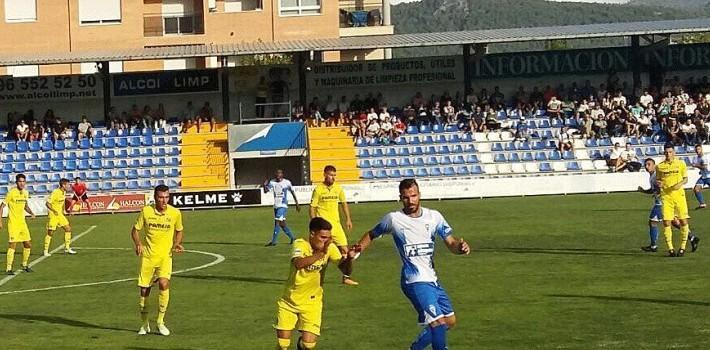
[239,101,292,124]
[285,122,307,157]
[339,0,383,28]
[143,13,205,37]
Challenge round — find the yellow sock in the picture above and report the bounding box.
[663,225,674,251]
[277,338,291,350]
[680,225,690,250]
[64,232,72,250]
[157,289,170,324]
[298,339,316,350]
[44,235,52,252]
[139,296,148,324]
[22,248,31,266]
[6,247,15,271]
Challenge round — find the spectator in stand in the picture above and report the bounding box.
[337,96,349,125]
[42,109,56,130]
[180,101,196,133]
[324,95,338,126]
[380,117,394,141]
[530,86,544,105]
[680,118,698,146]
[490,86,505,106]
[640,90,654,108]
[112,112,128,132]
[666,118,682,145]
[471,106,485,132]
[484,106,500,130]
[514,116,529,142]
[77,116,93,140]
[15,119,29,141]
[622,143,642,172]
[412,92,425,107]
[29,120,43,141]
[431,101,442,125]
[197,102,216,133]
[291,101,305,123]
[514,86,529,106]
[547,96,562,121]
[558,126,575,156]
[51,118,65,141]
[153,103,167,130]
[465,88,478,107]
[684,98,697,118]
[350,94,364,113]
[402,104,416,126]
[139,105,152,129]
[378,107,391,124]
[608,142,626,172]
[365,120,380,140]
[443,100,456,126]
[393,118,406,137]
[106,106,119,125]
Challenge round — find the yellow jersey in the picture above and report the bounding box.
[133,204,183,258]
[656,158,687,193]
[310,183,346,224]
[5,188,29,226]
[281,238,342,305]
[47,188,66,218]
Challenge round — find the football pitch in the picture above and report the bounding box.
[2,191,710,350]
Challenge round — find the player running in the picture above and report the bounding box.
[691,144,710,209]
[638,158,700,252]
[309,165,358,285]
[131,185,184,336]
[656,144,693,257]
[43,178,77,256]
[354,179,470,350]
[264,169,300,246]
[68,177,91,215]
[0,174,36,275]
[274,217,355,350]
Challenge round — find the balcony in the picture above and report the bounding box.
[339,0,394,37]
[144,13,205,37]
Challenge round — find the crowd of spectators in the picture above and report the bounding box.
[6,109,93,142]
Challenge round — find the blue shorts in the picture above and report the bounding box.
[696,178,710,187]
[274,207,288,221]
[649,204,662,222]
[401,282,454,325]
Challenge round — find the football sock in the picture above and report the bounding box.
[283,226,295,242]
[430,324,448,350]
[64,232,72,250]
[695,191,705,205]
[157,290,170,324]
[663,226,674,251]
[21,248,30,266]
[680,225,690,250]
[271,224,280,244]
[44,235,52,252]
[411,326,433,350]
[298,338,316,349]
[277,338,291,350]
[6,247,15,270]
[139,296,148,324]
[649,226,659,247]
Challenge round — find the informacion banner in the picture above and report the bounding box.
[66,193,148,214]
[169,189,261,209]
[307,56,463,90]
[113,69,220,96]
[0,74,101,102]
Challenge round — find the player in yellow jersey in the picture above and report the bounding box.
[0,174,36,275]
[43,178,76,256]
[274,217,356,350]
[130,185,184,336]
[309,165,358,285]
[655,143,693,257]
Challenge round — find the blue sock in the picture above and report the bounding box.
[410,327,432,350]
[270,224,280,244]
[283,226,295,242]
[431,324,448,350]
[695,191,705,205]
[649,226,659,247]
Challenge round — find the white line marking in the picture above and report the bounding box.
[0,225,97,288]
[0,247,225,295]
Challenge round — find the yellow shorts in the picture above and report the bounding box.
[47,215,69,231]
[661,191,690,220]
[330,223,348,247]
[274,298,322,336]
[8,222,31,243]
[137,255,172,288]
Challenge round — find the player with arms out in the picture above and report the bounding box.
[354,179,470,350]
[68,177,91,215]
[691,144,710,209]
[1,174,36,275]
[638,158,699,253]
[130,185,184,336]
[656,144,694,257]
[264,169,299,246]
[43,178,77,256]
[274,217,356,350]
[309,165,358,285]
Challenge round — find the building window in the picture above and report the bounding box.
[79,0,121,25]
[5,0,36,23]
[280,0,320,16]
[163,58,196,71]
[162,0,196,35]
[7,65,39,77]
[225,0,262,12]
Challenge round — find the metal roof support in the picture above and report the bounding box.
[631,35,641,95]
[462,44,472,98]
[221,66,231,123]
[296,51,308,112]
[98,61,111,125]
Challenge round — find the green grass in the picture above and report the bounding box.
[1,191,710,349]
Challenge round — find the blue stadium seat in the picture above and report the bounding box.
[139,169,152,179]
[88,159,101,170]
[635,148,644,157]
[411,147,423,156]
[360,170,373,179]
[628,137,639,145]
[50,174,61,182]
[13,163,26,172]
[86,182,99,192]
[54,140,66,151]
[127,170,139,180]
[37,174,49,183]
[129,137,141,147]
[372,159,385,168]
[139,180,153,189]
[28,153,39,161]
[29,141,41,152]
[154,136,166,147]
[79,139,90,149]
[494,154,507,162]
[92,138,103,148]
[535,152,547,161]
[444,125,457,132]
[389,169,402,178]
[425,157,438,166]
[440,156,452,165]
[106,138,118,148]
[114,170,127,179]
[168,147,179,156]
[430,167,443,177]
[640,136,653,144]
[466,154,479,163]
[599,138,612,147]
[375,169,388,179]
[65,160,77,171]
[539,163,553,172]
[438,145,451,154]
[55,153,64,161]
[3,154,13,163]
[355,138,366,147]
[127,181,139,190]
[154,158,167,167]
[64,140,77,150]
[409,136,421,145]
[424,146,437,155]
[129,148,141,158]
[51,161,63,172]
[3,142,15,153]
[416,168,429,177]
[549,151,562,160]
[394,136,407,145]
[491,143,504,152]
[452,145,464,154]
[0,187,7,195]
[434,135,447,144]
[0,174,8,185]
[116,160,128,169]
[461,133,474,143]
[168,137,179,145]
[567,162,581,171]
[65,152,77,161]
[413,158,425,167]
[358,149,370,158]
[509,153,521,162]
[35,185,48,194]
[398,147,410,157]
[141,148,154,157]
[443,167,456,176]
[589,150,602,160]
[87,171,100,181]
[129,159,140,168]
[17,141,28,152]
[422,135,434,145]
[403,168,415,177]
[400,158,412,167]
[38,161,50,172]
[117,138,128,148]
[114,181,126,191]
[562,151,575,159]
[449,134,462,143]
[168,168,179,177]
[532,141,545,150]
[432,124,444,133]
[116,149,128,158]
[386,148,397,157]
[463,144,477,153]
[372,149,384,157]
[453,155,465,164]
[386,159,398,168]
[130,128,141,137]
[40,153,52,161]
[456,166,469,176]
[585,139,598,147]
[102,160,115,169]
[97,171,111,180]
[541,130,553,139]
[518,141,531,150]
[406,125,419,134]
[419,125,431,133]
[505,142,516,151]
[521,152,534,161]
[646,147,659,156]
[551,119,563,128]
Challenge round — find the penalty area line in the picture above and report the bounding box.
[0,225,98,288]
[0,247,225,296]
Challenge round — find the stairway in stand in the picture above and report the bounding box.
[308,126,359,184]
[180,123,230,189]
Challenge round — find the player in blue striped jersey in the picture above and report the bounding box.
[692,144,710,209]
[263,169,299,246]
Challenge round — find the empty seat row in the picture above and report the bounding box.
[358,144,477,158]
[490,141,557,152]
[1,136,179,153]
[1,147,179,163]
[494,151,575,162]
[405,124,460,134]
[0,157,180,173]
[358,155,480,168]
[361,165,485,179]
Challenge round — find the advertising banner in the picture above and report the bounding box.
[0,74,101,102]
[113,69,220,96]
[169,189,261,209]
[66,193,148,214]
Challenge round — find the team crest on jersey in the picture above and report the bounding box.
[425,224,430,232]
[428,305,437,317]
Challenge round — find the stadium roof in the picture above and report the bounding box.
[1,18,710,66]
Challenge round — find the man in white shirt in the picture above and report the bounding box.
[684,98,698,117]
[15,120,28,141]
[608,142,627,172]
[680,119,697,145]
[77,116,93,140]
[640,90,654,108]
[380,119,393,139]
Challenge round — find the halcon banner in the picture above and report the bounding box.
[66,193,149,214]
